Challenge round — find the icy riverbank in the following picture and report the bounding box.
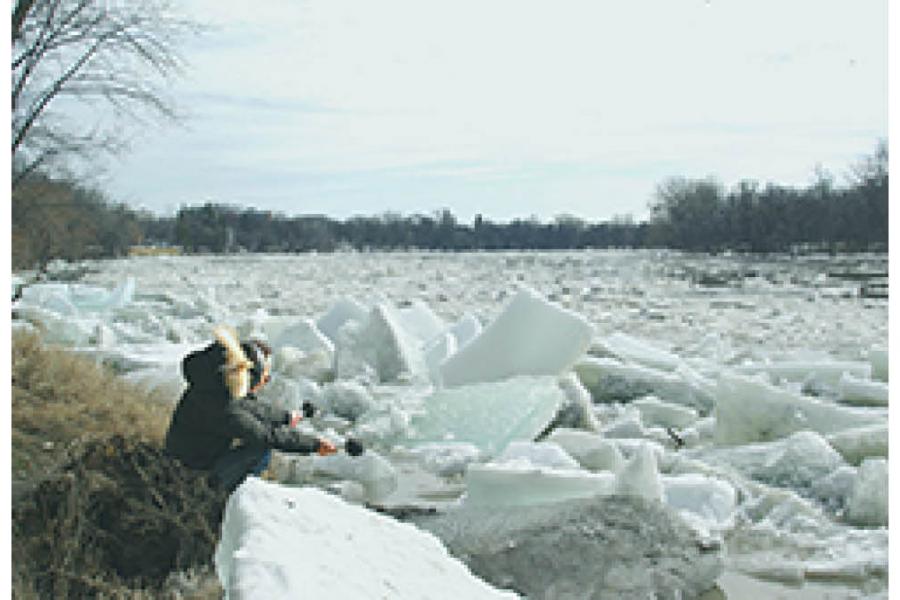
[12,250,889,598]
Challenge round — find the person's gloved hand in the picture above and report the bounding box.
[302,401,316,419]
[317,438,338,456]
[345,438,364,457]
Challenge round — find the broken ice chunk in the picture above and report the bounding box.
[494,441,582,470]
[395,300,446,345]
[323,381,376,421]
[662,474,736,533]
[439,287,592,387]
[594,332,683,372]
[868,347,888,382]
[826,424,888,466]
[735,360,872,389]
[713,373,882,446]
[407,376,565,457]
[546,429,625,473]
[464,462,616,507]
[632,396,699,429]
[575,357,713,411]
[837,372,889,407]
[449,313,482,349]
[846,458,888,527]
[316,297,369,343]
[312,451,399,503]
[615,443,663,501]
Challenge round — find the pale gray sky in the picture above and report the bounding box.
[101,0,888,223]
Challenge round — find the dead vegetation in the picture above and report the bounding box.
[11,331,226,598]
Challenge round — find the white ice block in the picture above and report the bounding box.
[363,304,429,383]
[546,429,624,473]
[662,474,736,532]
[411,442,482,478]
[449,313,482,349]
[847,458,888,527]
[826,424,888,466]
[464,462,616,508]
[272,318,334,354]
[495,441,582,471]
[713,373,883,446]
[735,360,872,389]
[595,332,684,372]
[575,357,713,410]
[408,376,565,457]
[215,479,516,599]
[868,347,888,382]
[311,451,399,503]
[273,345,333,382]
[316,297,369,343]
[615,443,663,501]
[838,372,889,407]
[632,396,699,429]
[439,288,593,387]
[396,300,447,344]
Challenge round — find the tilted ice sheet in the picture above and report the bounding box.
[406,376,564,457]
[439,287,593,387]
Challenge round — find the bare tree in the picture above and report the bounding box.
[11,0,196,187]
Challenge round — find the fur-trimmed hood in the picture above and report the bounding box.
[180,326,253,399]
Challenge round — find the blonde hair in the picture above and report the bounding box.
[213,325,253,399]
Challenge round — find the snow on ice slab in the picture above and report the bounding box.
[407,376,565,457]
[438,287,592,387]
[713,373,883,446]
[215,478,517,600]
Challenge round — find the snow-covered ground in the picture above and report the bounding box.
[12,250,889,598]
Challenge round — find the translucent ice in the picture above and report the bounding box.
[395,300,446,344]
[714,373,882,445]
[311,451,399,503]
[464,462,615,507]
[407,376,565,457]
[215,479,515,599]
[735,360,872,389]
[449,313,482,349]
[323,381,376,421]
[361,304,429,383]
[439,287,593,387]
[847,458,888,527]
[411,442,482,478]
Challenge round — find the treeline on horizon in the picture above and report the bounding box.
[11,144,888,270]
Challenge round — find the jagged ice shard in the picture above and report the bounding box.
[438,287,593,387]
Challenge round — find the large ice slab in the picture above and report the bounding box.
[407,376,565,457]
[633,396,699,429]
[575,356,714,411]
[395,300,447,344]
[826,424,888,466]
[215,478,516,599]
[334,304,428,383]
[438,288,593,387]
[714,373,883,446]
[662,474,737,534]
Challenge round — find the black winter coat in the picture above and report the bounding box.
[164,341,321,469]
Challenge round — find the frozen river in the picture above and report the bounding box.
[12,250,889,598]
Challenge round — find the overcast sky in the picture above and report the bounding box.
[100,0,888,223]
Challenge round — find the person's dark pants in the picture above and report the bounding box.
[209,445,271,492]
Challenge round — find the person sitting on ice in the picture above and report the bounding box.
[165,325,356,491]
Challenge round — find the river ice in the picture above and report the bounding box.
[12,250,889,598]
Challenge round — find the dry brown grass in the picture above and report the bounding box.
[12,329,171,487]
[11,330,225,599]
